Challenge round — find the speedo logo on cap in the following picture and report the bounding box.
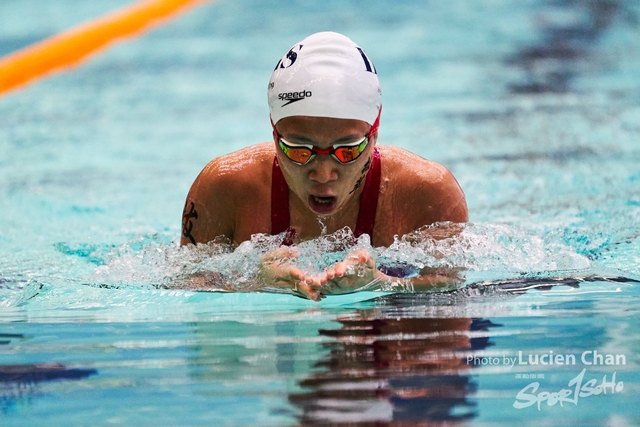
[278,90,312,107]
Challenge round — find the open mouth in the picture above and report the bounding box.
[308,195,337,214]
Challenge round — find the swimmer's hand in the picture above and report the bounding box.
[259,249,380,299]
[320,250,379,295]
[258,247,328,301]
[259,248,463,301]
[320,250,463,296]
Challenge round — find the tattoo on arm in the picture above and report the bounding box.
[349,156,372,194]
[182,202,199,244]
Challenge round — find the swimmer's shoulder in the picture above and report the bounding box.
[182,143,274,245]
[378,145,450,181]
[194,142,275,193]
[378,145,468,223]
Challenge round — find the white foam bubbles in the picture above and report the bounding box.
[86,222,590,292]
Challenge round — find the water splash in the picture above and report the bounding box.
[85,222,592,292]
[380,222,590,273]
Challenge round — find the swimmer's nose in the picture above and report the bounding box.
[308,156,338,183]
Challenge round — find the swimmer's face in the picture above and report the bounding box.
[274,116,377,217]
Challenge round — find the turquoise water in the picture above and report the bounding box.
[1,0,640,425]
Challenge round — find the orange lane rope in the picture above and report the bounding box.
[0,0,211,97]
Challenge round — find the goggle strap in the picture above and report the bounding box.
[367,107,382,139]
[270,117,280,142]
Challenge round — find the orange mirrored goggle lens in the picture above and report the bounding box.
[278,137,369,165]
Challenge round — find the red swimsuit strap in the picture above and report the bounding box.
[271,155,291,235]
[271,147,381,241]
[354,147,381,239]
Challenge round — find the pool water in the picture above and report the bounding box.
[1,0,639,425]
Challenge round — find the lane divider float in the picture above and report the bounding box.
[0,0,210,97]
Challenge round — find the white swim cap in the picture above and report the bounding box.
[268,32,381,126]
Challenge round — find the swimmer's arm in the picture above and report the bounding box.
[172,243,328,299]
[180,160,236,246]
[386,163,469,290]
[171,269,275,293]
[375,268,464,292]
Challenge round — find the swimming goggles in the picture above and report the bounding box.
[271,106,381,166]
[277,136,369,165]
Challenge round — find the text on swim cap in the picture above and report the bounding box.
[274,45,303,70]
[273,44,377,75]
[278,90,313,107]
[356,47,377,74]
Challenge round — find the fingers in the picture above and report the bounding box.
[327,258,356,280]
[329,250,374,279]
[347,250,374,267]
[264,248,378,300]
[294,275,327,301]
[325,266,337,280]
[334,262,348,277]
